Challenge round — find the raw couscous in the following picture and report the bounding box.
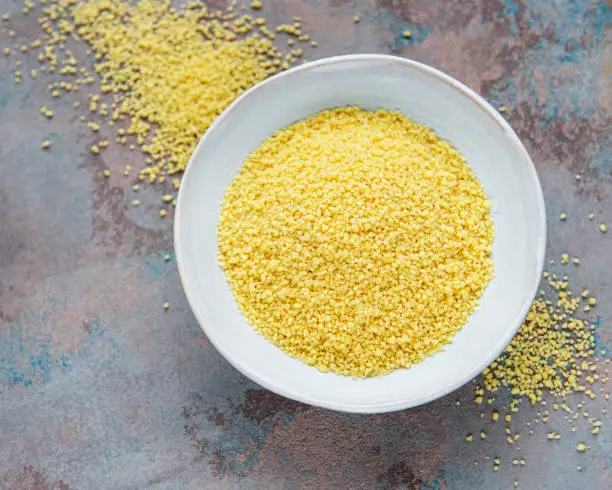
[218,106,495,377]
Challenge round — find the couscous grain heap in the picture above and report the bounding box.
[6,0,313,186]
[482,275,598,405]
[467,259,608,462]
[219,106,494,377]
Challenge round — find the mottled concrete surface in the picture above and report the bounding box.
[0,0,611,489]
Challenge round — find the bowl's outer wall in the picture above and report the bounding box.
[175,55,546,413]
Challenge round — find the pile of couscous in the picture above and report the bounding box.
[219,106,495,377]
[3,0,313,191]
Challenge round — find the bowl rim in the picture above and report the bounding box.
[174,53,547,413]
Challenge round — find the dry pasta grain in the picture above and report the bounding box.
[219,106,494,377]
[17,0,311,187]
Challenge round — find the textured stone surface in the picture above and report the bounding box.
[0,1,611,488]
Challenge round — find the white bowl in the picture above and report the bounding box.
[175,54,546,413]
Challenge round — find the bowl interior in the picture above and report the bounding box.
[175,55,546,413]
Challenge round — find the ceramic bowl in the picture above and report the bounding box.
[175,54,546,413]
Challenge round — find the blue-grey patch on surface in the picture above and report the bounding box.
[487,0,611,124]
[0,319,107,386]
[597,147,612,170]
[374,10,430,50]
[503,0,521,35]
[140,251,176,280]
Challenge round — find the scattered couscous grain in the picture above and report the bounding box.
[403,30,412,38]
[576,442,586,452]
[41,140,51,150]
[482,272,598,405]
[103,169,110,177]
[219,107,494,377]
[600,224,607,233]
[353,16,360,23]
[19,0,310,194]
[560,212,567,221]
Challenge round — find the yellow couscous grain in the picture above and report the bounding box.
[482,272,598,404]
[25,0,311,193]
[219,107,494,377]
